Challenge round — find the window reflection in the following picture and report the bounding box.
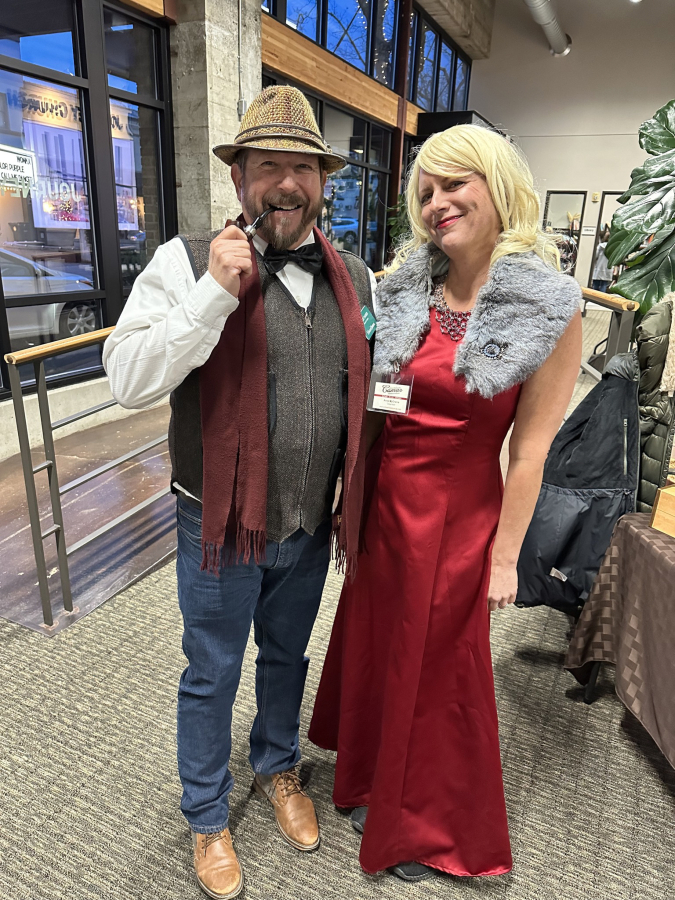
[436,43,454,112]
[7,299,102,350]
[110,101,162,296]
[372,0,397,88]
[0,71,95,299]
[415,21,437,112]
[104,10,156,97]
[0,0,77,77]
[327,0,371,72]
[365,170,388,270]
[369,125,390,168]
[323,164,363,253]
[287,0,319,40]
[323,106,366,162]
[453,57,468,110]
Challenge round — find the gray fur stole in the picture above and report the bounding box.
[373,244,581,399]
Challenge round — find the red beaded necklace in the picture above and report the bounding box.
[430,277,472,342]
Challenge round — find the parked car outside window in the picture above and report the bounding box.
[0,248,97,342]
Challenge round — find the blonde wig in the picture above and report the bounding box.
[391,125,559,272]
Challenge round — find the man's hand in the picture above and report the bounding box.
[208,224,253,297]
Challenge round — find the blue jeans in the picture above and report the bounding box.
[175,497,332,833]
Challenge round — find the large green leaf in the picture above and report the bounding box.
[606,226,644,267]
[639,100,675,155]
[607,150,675,266]
[610,228,675,314]
[605,149,675,266]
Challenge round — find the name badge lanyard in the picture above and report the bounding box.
[367,366,414,416]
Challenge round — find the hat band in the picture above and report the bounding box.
[235,122,324,143]
[234,132,330,153]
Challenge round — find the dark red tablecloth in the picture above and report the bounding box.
[565,513,675,769]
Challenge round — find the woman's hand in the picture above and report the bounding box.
[487,561,518,612]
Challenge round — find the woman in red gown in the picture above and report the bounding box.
[309,126,583,881]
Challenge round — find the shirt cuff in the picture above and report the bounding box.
[186,271,239,328]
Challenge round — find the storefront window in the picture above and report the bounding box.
[0,1,78,77]
[372,0,397,88]
[287,0,319,41]
[104,9,156,97]
[110,101,162,296]
[0,5,175,397]
[436,43,454,112]
[327,0,371,72]
[0,71,95,299]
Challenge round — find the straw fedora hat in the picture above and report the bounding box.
[213,85,347,174]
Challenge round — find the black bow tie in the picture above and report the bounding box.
[263,243,323,276]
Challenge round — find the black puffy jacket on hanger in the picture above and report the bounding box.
[516,353,640,615]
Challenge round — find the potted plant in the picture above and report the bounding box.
[607,99,675,317]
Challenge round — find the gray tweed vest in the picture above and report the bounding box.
[168,232,373,543]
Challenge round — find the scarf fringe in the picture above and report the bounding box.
[331,514,358,578]
[201,541,223,574]
[201,524,267,574]
[237,521,267,566]
[331,515,346,573]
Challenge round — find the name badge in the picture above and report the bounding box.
[367,369,414,415]
[361,305,377,340]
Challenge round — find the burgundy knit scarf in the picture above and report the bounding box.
[199,225,370,575]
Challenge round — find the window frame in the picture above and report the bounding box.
[407,5,470,113]
[262,70,393,271]
[320,100,392,271]
[269,0,400,89]
[0,0,176,399]
[264,0,471,109]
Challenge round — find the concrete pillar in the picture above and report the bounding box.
[170,0,261,233]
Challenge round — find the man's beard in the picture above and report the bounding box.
[248,191,324,250]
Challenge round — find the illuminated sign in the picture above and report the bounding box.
[0,144,37,185]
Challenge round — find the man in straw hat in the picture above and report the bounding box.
[103,85,377,898]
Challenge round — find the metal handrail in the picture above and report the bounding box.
[3,326,170,631]
[580,287,638,381]
[581,287,639,314]
[4,326,115,366]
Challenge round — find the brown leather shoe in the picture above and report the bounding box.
[192,828,243,899]
[252,767,320,851]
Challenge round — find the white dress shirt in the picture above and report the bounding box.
[103,229,377,411]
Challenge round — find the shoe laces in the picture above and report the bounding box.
[275,767,306,802]
[203,830,232,854]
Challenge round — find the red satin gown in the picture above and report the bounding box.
[309,308,519,876]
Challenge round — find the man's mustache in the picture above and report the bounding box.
[262,195,307,212]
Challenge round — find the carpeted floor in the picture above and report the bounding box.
[1,559,674,900]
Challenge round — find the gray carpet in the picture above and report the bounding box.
[1,561,674,900]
